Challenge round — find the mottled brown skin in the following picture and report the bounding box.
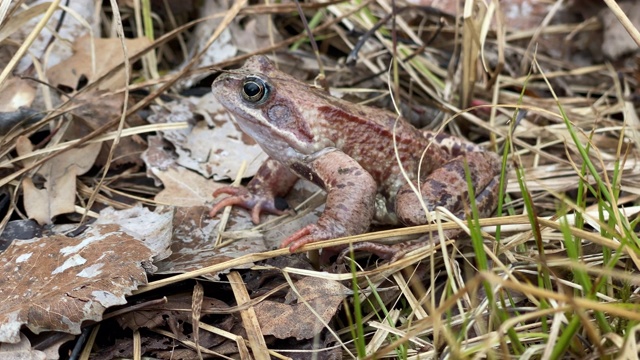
[209,55,503,258]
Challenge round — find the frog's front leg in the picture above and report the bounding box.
[280,149,377,252]
[210,158,299,224]
[395,151,502,226]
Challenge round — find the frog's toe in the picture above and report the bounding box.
[210,186,252,217]
[209,196,247,217]
[210,186,284,223]
[281,224,334,252]
[209,186,268,224]
[212,185,247,198]
[249,200,289,224]
[280,226,313,251]
[335,242,398,263]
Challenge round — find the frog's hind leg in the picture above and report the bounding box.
[337,151,503,263]
[395,151,501,226]
[333,166,502,263]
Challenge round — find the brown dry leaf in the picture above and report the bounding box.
[94,336,172,360]
[46,35,151,91]
[255,277,348,340]
[19,138,101,225]
[153,166,221,207]
[116,293,229,332]
[0,333,46,360]
[0,224,152,343]
[175,4,282,89]
[190,93,268,179]
[154,206,266,280]
[62,90,146,167]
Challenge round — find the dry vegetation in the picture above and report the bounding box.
[1,0,640,359]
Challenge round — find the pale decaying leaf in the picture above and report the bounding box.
[46,35,151,91]
[600,1,640,60]
[18,138,101,225]
[228,15,283,55]
[175,0,282,89]
[95,205,174,263]
[176,0,237,89]
[0,224,152,343]
[0,333,45,360]
[146,95,267,181]
[141,136,178,185]
[255,277,348,340]
[0,77,36,113]
[153,206,266,280]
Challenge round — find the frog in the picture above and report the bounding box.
[209,55,503,260]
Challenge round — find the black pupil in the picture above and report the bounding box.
[244,81,261,97]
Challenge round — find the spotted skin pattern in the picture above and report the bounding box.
[209,55,504,260]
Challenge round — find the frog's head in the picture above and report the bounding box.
[212,55,322,162]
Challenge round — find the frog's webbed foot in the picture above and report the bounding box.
[209,158,298,224]
[210,186,289,224]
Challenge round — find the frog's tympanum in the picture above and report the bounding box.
[210,55,503,259]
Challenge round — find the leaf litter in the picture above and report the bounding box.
[0,224,152,343]
[0,0,640,359]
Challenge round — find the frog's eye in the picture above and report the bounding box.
[241,76,269,104]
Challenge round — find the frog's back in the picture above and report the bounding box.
[237,57,452,189]
[300,87,452,188]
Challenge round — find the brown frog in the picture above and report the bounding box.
[209,55,503,259]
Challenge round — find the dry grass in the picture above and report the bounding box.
[1,0,640,358]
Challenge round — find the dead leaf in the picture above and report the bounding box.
[62,90,146,167]
[46,35,151,91]
[19,138,101,225]
[600,1,640,59]
[228,15,283,55]
[255,277,348,340]
[153,166,221,207]
[147,95,267,181]
[3,0,97,73]
[141,135,178,186]
[0,77,36,112]
[154,206,266,280]
[116,293,229,332]
[176,0,237,89]
[0,224,152,343]
[95,205,174,262]
[0,333,45,360]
